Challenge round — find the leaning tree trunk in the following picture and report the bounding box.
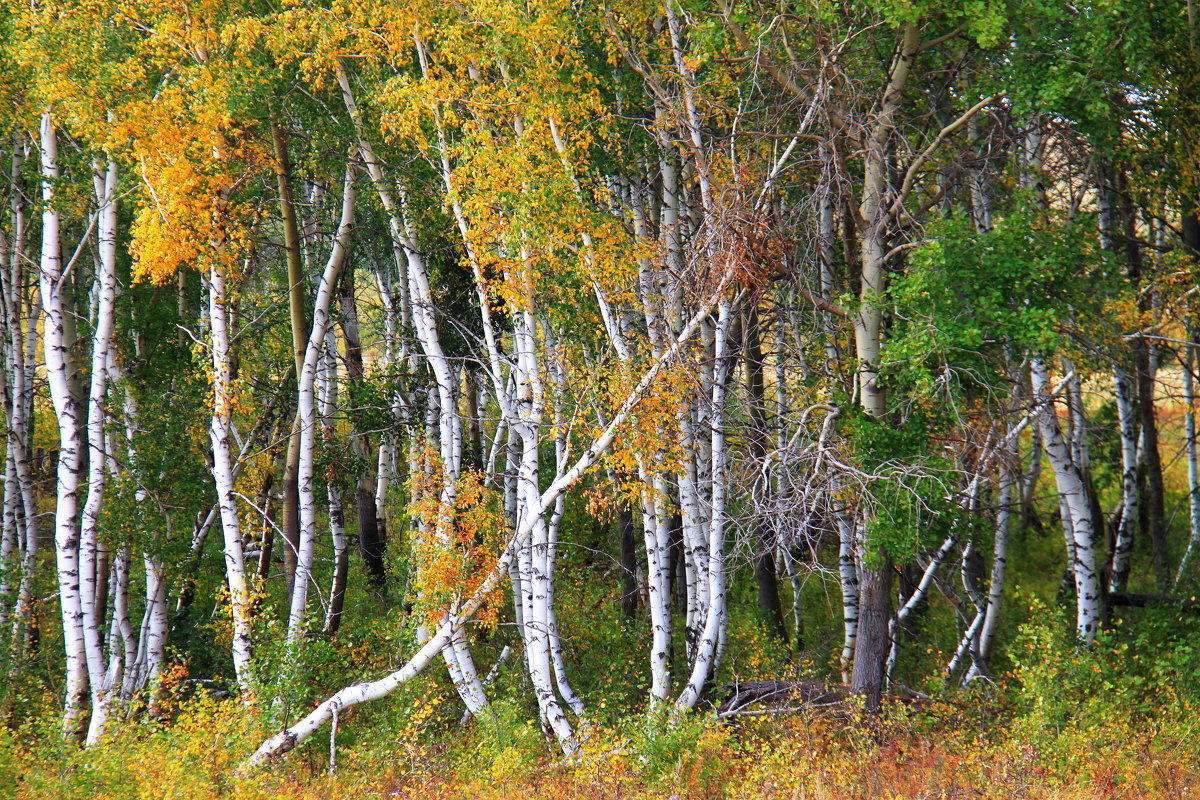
[273,119,308,602]
[247,267,732,766]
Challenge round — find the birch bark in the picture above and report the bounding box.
[81,157,120,745]
[247,268,733,766]
[206,260,256,694]
[1176,327,1200,588]
[1031,358,1100,643]
[286,164,356,652]
[38,113,89,734]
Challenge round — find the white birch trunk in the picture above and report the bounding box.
[1031,358,1100,643]
[1112,365,1139,592]
[637,465,673,710]
[512,304,574,748]
[978,449,1015,665]
[1176,329,1200,588]
[837,502,859,684]
[206,261,256,695]
[392,183,489,717]
[103,547,134,714]
[81,157,120,746]
[319,327,348,635]
[1,135,35,658]
[338,62,492,709]
[544,326,584,717]
[247,272,731,765]
[675,301,734,711]
[39,113,90,734]
[286,164,356,653]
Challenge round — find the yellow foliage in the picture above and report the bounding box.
[408,445,506,627]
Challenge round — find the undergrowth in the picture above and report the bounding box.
[5,605,1199,800]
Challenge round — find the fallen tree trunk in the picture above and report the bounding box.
[715,680,846,718]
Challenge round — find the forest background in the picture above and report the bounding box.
[1,0,1200,796]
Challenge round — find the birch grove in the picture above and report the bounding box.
[0,0,1197,781]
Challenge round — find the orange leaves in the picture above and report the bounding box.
[408,447,506,628]
[123,70,267,282]
[8,0,275,283]
[598,355,691,482]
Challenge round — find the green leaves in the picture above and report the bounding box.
[885,202,1104,399]
[841,407,961,557]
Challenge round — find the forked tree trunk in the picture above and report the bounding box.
[1031,359,1100,643]
[676,300,736,712]
[39,113,89,735]
[286,164,355,654]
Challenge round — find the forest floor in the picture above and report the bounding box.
[4,688,1197,800]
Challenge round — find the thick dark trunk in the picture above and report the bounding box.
[1135,338,1167,588]
[850,550,893,713]
[754,548,788,642]
[93,543,110,633]
[465,370,484,472]
[356,485,386,589]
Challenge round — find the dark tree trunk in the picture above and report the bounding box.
[465,369,484,471]
[356,485,386,589]
[668,508,685,613]
[339,266,387,590]
[256,468,276,583]
[851,549,893,713]
[281,426,302,600]
[1135,338,1167,588]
